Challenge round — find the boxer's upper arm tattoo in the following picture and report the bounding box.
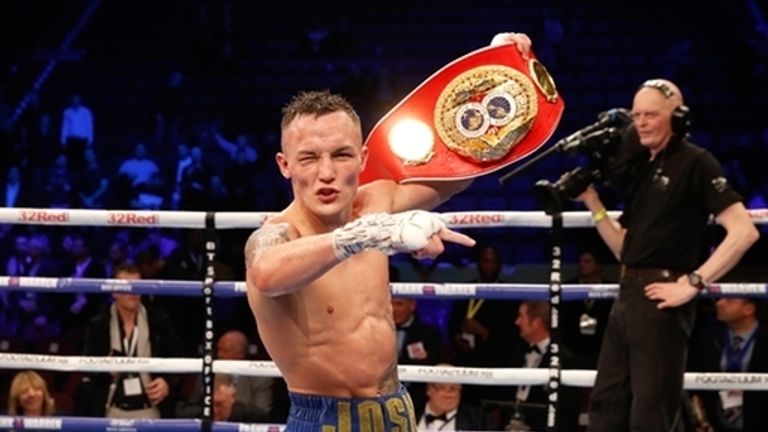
[244,223,290,264]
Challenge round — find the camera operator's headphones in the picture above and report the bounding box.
[638,79,692,138]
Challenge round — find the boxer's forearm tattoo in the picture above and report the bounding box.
[378,361,400,394]
[244,223,290,264]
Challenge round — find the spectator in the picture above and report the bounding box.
[5,232,31,276]
[176,330,273,421]
[133,229,178,261]
[44,154,74,208]
[213,127,258,163]
[498,301,581,432]
[223,146,264,210]
[2,165,36,208]
[392,296,443,411]
[76,264,183,418]
[58,232,107,343]
[156,229,234,353]
[211,374,265,422]
[25,233,61,277]
[205,174,233,210]
[117,143,160,190]
[131,171,167,210]
[19,233,61,342]
[560,249,614,368]
[170,143,192,209]
[76,148,109,209]
[103,237,131,280]
[133,245,165,280]
[60,94,93,170]
[178,145,214,210]
[2,233,30,333]
[67,232,107,279]
[394,297,443,365]
[28,111,58,186]
[448,245,522,401]
[0,286,17,338]
[415,364,484,431]
[7,370,55,416]
[689,297,768,431]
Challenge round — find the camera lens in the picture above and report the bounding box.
[533,167,598,215]
[556,167,595,200]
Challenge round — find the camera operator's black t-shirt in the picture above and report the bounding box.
[618,139,742,270]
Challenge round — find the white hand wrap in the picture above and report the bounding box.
[331,210,446,260]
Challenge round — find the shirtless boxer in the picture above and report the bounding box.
[245,33,534,431]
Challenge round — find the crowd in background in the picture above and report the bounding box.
[1,0,767,429]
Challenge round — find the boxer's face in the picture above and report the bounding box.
[278,111,365,220]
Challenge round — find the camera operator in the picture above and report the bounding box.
[571,79,759,432]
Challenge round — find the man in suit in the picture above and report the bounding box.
[175,329,273,421]
[392,296,443,411]
[211,373,266,422]
[560,249,614,368]
[689,296,767,432]
[499,301,581,431]
[449,245,523,403]
[394,297,443,365]
[59,232,108,344]
[415,364,483,431]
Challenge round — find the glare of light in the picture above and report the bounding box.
[387,119,434,163]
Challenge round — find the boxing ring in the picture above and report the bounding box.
[1,207,767,431]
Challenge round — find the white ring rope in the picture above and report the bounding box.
[0,353,765,391]
[1,207,766,228]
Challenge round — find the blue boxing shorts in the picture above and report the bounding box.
[286,384,417,431]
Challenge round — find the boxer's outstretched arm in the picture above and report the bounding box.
[245,212,474,297]
[245,222,341,298]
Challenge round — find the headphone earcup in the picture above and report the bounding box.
[671,104,692,137]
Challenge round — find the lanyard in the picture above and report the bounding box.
[466,299,484,319]
[723,331,756,372]
[122,326,139,357]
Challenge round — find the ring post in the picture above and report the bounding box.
[201,212,217,431]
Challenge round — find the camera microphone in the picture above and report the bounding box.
[554,107,632,151]
[560,127,622,155]
[498,108,631,187]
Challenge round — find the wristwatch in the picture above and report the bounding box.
[687,271,707,290]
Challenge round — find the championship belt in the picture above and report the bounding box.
[359,43,564,184]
